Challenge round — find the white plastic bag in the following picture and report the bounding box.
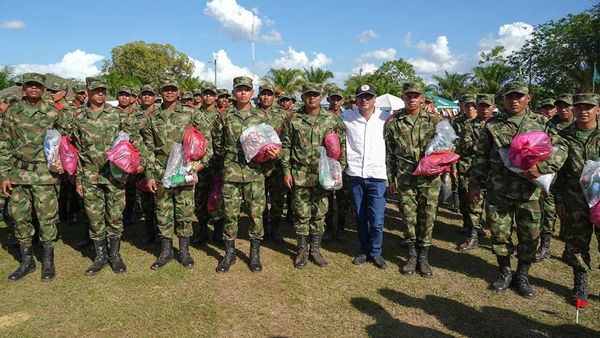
[498,148,555,193]
[162,143,200,188]
[317,146,343,191]
[580,159,600,208]
[239,123,282,162]
[109,132,130,183]
[439,172,453,202]
[424,120,459,155]
[44,129,63,173]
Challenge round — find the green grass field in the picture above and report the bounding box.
[0,202,599,337]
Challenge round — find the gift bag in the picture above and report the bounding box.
[590,202,600,228]
[424,120,459,155]
[136,178,152,193]
[59,136,78,176]
[182,126,206,163]
[324,132,341,161]
[162,143,200,188]
[317,146,343,191]
[106,131,140,174]
[439,172,453,202]
[498,148,555,193]
[240,123,282,163]
[207,176,223,214]
[509,131,553,169]
[413,151,460,176]
[580,159,600,208]
[44,129,63,173]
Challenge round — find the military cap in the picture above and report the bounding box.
[301,82,322,95]
[216,88,230,97]
[140,84,157,95]
[160,76,179,89]
[402,81,423,94]
[461,94,477,105]
[46,81,68,92]
[229,97,237,103]
[116,86,133,95]
[555,93,573,106]
[539,98,555,108]
[21,73,46,87]
[86,76,107,90]
[131,88,139,96]
[573,93,598,106]
[476,94,495,106]
[502,81,529,96]
[354,84,376,98]
[201,83,217,94]
[424,95,434,103]
[258,83,275,94]
[181,91,193,99]
[347,95,356,102]
[327,87,344,98]
[278,92,292,101]
[72,84,86,93]
[233,76,253,89]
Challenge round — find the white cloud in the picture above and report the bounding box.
[478,22,534,57]
[190,50,255,89]
[357,29,378,44]
[204,0,282,44]
[355,48,396,64]
[13,49,104,80]
[403,32,412,47]
[271,47,332,69]
[0,20,25,31]
[407,36,469,77]
[352,63,378,76]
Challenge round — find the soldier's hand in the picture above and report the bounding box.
[76,184,84,198]
[468,187,480,204]
[283,174,293,190]
[451,168,458,180]
[134,166,145,174]
[197,163,206,172]
[147,179,157,193]
[388,182,397,195]
[2,180,12,197]
[520,165,541,180]
[556,203,566,220]
[266,146,281,160]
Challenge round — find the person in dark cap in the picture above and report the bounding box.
[277,92,294,114]
[71,84,87,110]
[539,98,557,118]
[46,81,69,111]
[191,89,203,109]
[216,88,231,111]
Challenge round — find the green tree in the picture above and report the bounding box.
[102,41,194,88]
[302,67,334,83]
[472,46,515,96]
[0,65,15,90]
[101,73,142,97]
[180,77,210,93]
[432,71,472,100]
[344,59,423,97]
[261,68,303,94]
[376,59,421,85]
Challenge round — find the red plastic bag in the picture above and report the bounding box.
[182,126,206,163]
[136,178,151,193]
[591,202,600,228]
[59,136,78,176]
[324,132,341,161]
[106,140,140,174]
[207,176,223,214]
[253,143,282,163]
[509,131,553,170]
[413,151,460,176]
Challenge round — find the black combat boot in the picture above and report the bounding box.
[513,260,535,298]
[41,243,56,281]
[8,244,36,281]
[141,218,156,246]
[401,243,417,275]
[216,240,236,273]
[178,236,194,268]
[85,239,108,276]
[75,236,92,249]
[458,229,479,251]
[294,235,309,269]
[212,219,225,246]
[309,234,328,267]
[151,236,174,270]
[491,255,512,291]
[417,246,433,278]
[191,221,209,246]
[271,219,284,244]
[534,233,551,262]
[108,236,127,273]
[249,239,262,272]
[572,268,589,303]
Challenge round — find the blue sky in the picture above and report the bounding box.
[0,0,594,87]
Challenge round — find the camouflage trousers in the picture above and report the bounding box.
[293,185,329,236]
[155,183,194,239]
[562,199,600,271]
[222,180,265,240]
[326,173,350,232]
[457,174,470,226]
[486,196,541,263]
[8,184,59,246]
[540,191,557,235]
[265,170,286,224]
[396,183,440,247]
[82,181,126,240]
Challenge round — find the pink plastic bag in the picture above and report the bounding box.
[106,140,140,174]
[590,202,600,228]
[207,176,223,214]
[59,136,78,176]
[324,132,341,161]
[413,151,460,176]
[253,143,282,163]
[182,126,206,163]
[509,131,553,170]
[240,123,282,163]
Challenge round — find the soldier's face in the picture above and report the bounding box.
[556,102,573,121]
[201,92,216,106]
[541,105,557,118]
[193,94,203,105]
[217,96,229,107]
[74,91,86,103]
[141,91,156,106]
[302,92,322,109]
[0,102,9,113]
[23,82,44,99]
[574,104,598,124]
[49,89,66,103]
[88,88,106,105]
[328,96,344,111]
[258,91,274,108]
[233,86,253,106]
[402,92,423,111]
[117,92,131,107]
[161,86,179,104]
[503,93,530,114]
[464,103,476,115]
[476,103,494,119]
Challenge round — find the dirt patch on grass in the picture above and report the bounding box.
[0,311,30,328]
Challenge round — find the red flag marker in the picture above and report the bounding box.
[576,298,589,323]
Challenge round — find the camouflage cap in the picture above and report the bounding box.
[424,95,434,103]
[402,81,423,94]
[86,76,107,90]
[461,93,477,105]
[46,81,68,92]
[301,82,323,95]
[233,76,253,89]
[216,88,230,97]
[278,92,292,101]
[20,72,46,87]
[140,84,157,95]
[116,86,133,95]
[72,84,86,93]
[180,91,193,99]
[476,94,495,106]
[258,83,275,94]
[131,88,139,96]
[555,93,573,106]
[201,82,217,94]
[573,93,598,106]
[328,87,345,98]
[539,98,555,108]
[160,76,179,89]
[502,81,529,96]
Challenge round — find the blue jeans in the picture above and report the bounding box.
[348,176,387,257]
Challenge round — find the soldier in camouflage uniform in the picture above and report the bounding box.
[216,88,231,111]
[0,73,69,281]
[277,92,294,115]
[555,93,599,303]
[535,94,575,262]
[539,98,557,119]
[71,77,145,276]
[457,94,495,251]
[212,76,280,273]
[179,91,194,106]
[191,89,203,109]
[385,82,443,278]
[469,81,567,298]
[71,84,87,110]
[281,83,347,269]
[142,77,212,270]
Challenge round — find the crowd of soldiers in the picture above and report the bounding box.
[0,72,598,305]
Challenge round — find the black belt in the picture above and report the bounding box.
[14,160,39,172]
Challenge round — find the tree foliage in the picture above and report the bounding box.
[0,65,15,90]
[432,71,472,100]
[261,68,303,94]
[344,59,423,97]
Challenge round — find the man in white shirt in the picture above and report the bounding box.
[341,85,391,269]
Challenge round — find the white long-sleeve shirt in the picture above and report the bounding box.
[341,107,391,180]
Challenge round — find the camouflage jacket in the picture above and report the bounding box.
[212,106,274,183]
[0,100,69,185]
[71,103,145,186]
[451,114,469,138]
[281,107,347,188]
[141,102,212,182]
[546,116,574,136]
[469,109,567,202]
[555,124,600,206]
[385,108,443,187]
[197,106,222,176]
[456,117,486,175]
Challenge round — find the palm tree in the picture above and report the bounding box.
[472,62,513,95]
[302,67,334,84]
[0,65,15,90]
[180,76,209,93]
[261,68,303,94]
[432,71,471,100]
